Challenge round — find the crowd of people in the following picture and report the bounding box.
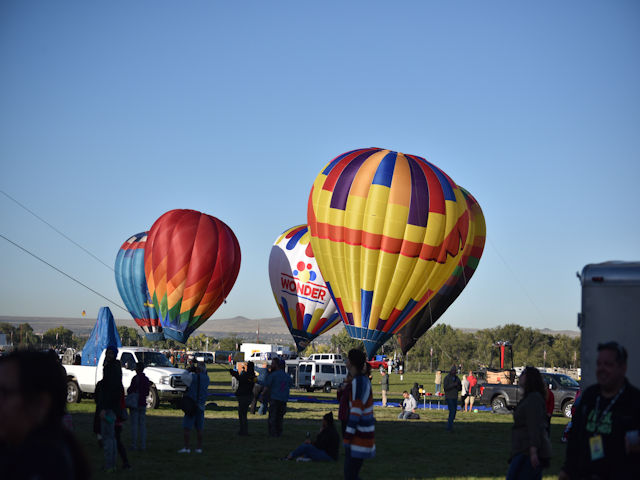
[0,341,638,479]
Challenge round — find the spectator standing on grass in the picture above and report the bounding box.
[380,370,389,407]
[398,391,418,420]
[98,345,123,472]
[435,370,442,395]
[178,362,210,454]
[283,412,340,462]
[461,374,470,411]
[264,358,291,437]
[343,349,375,480]
[0,350,91,479]
[337,372,353,436]
[127,362,150,450]
[443,366,462,431]
[465,371,478,412]
[559,342,640,480]
[114,389,131,470]
[230,361,256,436]
[506,366,551,480]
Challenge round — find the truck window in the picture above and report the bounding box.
[555,375,579,388]
[121,352,136,370]
[137,351,173,368]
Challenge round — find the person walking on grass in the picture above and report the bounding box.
[343,349,375,480]
[264,358,291,437]
[380,369,389,407]
[443,365,461,431]
[178,362,209,454]
[229,361,256,436]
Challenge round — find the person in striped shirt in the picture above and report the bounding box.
[343,349,376,480]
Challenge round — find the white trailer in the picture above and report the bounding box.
[578,261,640,389]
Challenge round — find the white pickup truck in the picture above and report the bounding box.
[63,347,188,408]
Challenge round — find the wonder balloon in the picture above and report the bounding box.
[114,232,163,341]
[269,225,342,351]
[397,187,486,354]
[144,209,241,343]
[307,148,470,358]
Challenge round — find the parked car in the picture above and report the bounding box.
[479,371,578,418]
[63,347,188,409]
[194,352,214,364]
[298,360,348,392]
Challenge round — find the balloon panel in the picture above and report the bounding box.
[144,209,241,343]
[397,187,486,353]
[114,232,163,341]
[269,225,341,351]
[308,148,470,357]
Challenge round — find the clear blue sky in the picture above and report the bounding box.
[1,1,638,332]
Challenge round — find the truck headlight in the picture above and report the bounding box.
[160,376,170,385]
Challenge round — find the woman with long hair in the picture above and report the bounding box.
[507,366,552,480]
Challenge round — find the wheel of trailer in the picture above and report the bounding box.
[146,386,159,409]
[323,382,332,393]
[491,395,506,412]
[563,400,574,419]
[66,380,81,404]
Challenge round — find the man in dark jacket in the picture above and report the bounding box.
[284,412,339,461]
[443,366,461,431]
[560,342,640,480]
[97,345,123,472]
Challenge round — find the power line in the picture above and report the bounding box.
[0,232,127,313]
[0,190,114,272]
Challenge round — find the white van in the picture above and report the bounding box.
[247,351,279,363]
[298,361,348,392]
[307,353,344,362]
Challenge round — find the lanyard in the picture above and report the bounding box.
[594,385,625,432]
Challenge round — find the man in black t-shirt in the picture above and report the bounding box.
[560,342,640,480]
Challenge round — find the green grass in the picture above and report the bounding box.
[69,365,570,479]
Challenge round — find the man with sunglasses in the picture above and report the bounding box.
[560,342,640,479]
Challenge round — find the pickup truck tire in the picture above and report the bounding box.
[306,387,314,393]
[146,386,159,409]
[491,395,507,412]
[66,380,81,404]
[562,399,574,419]
[323,382,332,393]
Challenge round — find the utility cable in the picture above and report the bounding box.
[0,190,114,272]
[0,232,127,312]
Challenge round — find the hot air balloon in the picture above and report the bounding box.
[144,209,241,344]
[396,187,486,354]
[269,225,342,351]
[114,232,163,341]
[307,148,470,358]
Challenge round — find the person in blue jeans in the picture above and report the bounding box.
[178,363,210,454]
[283,412,339,461]
[127,362,150,450]
[442,366,461,431]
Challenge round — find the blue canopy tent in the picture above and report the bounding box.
[81,307,122,366]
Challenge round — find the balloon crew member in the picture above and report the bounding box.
[343,349,375,480]
[230,361,256,436]
[0,349,91,480]
[443,366,461,431]
[127,362,151,450]
[560,342,640,480]
[97,345,123,473]
[178,362,210,454]
[263,358,291,437]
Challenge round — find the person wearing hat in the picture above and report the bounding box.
[97,345,123,472]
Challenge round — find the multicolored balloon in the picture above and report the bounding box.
[269,225,342,351]
[144,209,241,343]
[114,232,163,341]
[397,187,486,354]
[307,148,470,358]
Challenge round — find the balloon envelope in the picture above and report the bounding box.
[114,232,163,341]
[144,209,241,344]
[269,225,342,351]
[397,187,486,354]
[307,148,470,358]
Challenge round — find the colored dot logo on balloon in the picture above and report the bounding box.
[294,262,317,284]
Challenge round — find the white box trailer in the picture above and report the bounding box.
[578,261,640,389]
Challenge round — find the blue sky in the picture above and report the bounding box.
[1,1,639,332]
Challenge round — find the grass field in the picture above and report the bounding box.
[69,365,570,479]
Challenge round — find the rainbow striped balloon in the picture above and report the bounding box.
[269,225,342,351]
[397,187,486,354]
[307,148,470,357]
[144,209,241,344]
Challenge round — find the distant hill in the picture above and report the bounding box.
[0,315,580,340]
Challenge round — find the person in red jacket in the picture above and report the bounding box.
[465,371,478,412]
